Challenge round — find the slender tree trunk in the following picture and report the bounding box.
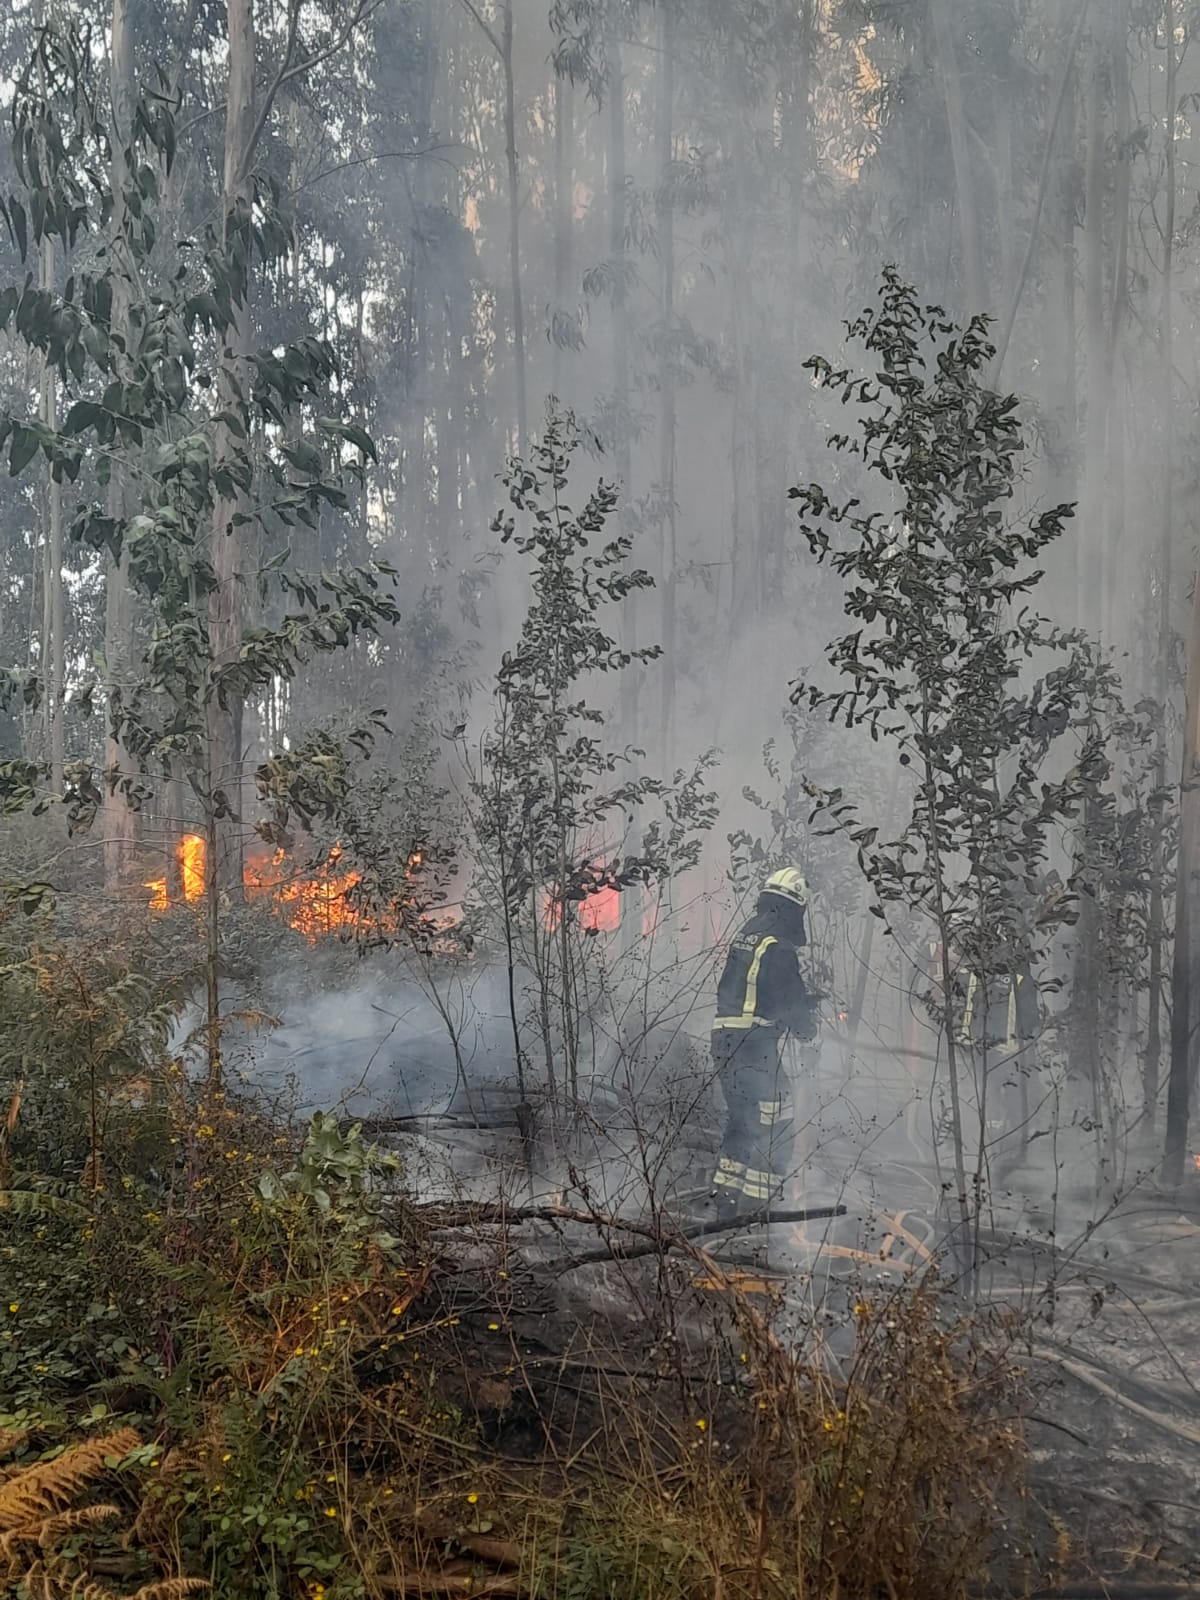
[1162,0,1191,1188]
[1045,36,1078,510]
[656,0,676,766]
[501,1,527,452]
[1105,0,1131,645]
[608,20,637,745]
[208,0,255,902]
[102,0,139,892]
[930,0,984,313]
[38,234,64,792]
[1082,23,1108,631]
[552,71,572,400]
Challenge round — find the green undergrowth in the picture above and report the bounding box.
[0,932,1031,1600]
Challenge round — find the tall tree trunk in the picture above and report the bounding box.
[207,0,255,900]
[552,71,572,401]
[930,0,984,313]
[1105,0,1131,647]
[656,0,676,766]
[38,233,64,793]
[1162,0,1191,1187]
[103,0,139,893]
[608,19,636,744]
[1082,22,1108,632]
[1045,36,1078,510]
[501,1,527,452]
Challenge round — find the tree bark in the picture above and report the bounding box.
[1162,0,1190,1188]
[930,0,984,313]
[38,233,64,793]
[656,0,676,766]
[501,1,526,452]
[1104,0,1131,646]
[607,19,637,745]
[1082,21,1108,632]
[207,0,255,902]
[102,0,139,892]
[552,71,571,401]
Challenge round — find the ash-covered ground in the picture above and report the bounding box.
[199,952,1200,1590]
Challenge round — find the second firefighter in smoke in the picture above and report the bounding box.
[709,868,818,1217]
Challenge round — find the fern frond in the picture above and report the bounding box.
[21,1556,56,1600]
[38,1503,122,1551]
[67,1580,120,1600]
[131,1579,211,1600]
[0,1189,90,1222]
[0,1431,140,1531]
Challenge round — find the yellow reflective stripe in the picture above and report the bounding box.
[713,1156,745,1191]
[758,1099,787,1126]
[742,936,777,1024]
[741,1167,773,1200]
[713,1016,769,1031]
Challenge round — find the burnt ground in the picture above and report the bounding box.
[223,993,1200,1595]
[373,1090,1200,1597]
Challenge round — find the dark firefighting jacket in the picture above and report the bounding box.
[713,900,818,1044]
[956,963,1038,1055]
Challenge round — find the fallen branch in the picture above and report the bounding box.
[421,1201,845,1248]
[374,1576,529,1599]
[1024,1586,1200,1599]
[414,1510,522,1570]
[1035,1344,1200,1449]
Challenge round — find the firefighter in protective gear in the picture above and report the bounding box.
[710,868,818,1217]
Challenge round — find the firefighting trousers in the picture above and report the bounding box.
[710,1029,794,1206]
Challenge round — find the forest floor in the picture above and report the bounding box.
[6,1029,1200,1600]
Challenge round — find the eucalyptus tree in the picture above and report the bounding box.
[0,24,399,1085]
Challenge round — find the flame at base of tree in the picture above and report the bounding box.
[145,834,450,947]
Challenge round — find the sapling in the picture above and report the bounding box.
[790,270,1097,1262]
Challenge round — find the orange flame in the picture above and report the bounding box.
[179,834,205,901]
[147,836,461,948]
[544,872,621,934]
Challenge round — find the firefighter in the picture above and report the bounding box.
[709,867,818,1218]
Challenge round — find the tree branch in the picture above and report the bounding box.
[455,0,503,59]
[289,142,469,196]
[239,0,381,183]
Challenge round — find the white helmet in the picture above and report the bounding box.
[763,867,808,909]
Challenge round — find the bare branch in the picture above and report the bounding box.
[455,0,503,58]
[239,0,382,183]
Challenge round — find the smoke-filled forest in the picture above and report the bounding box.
[6,1,1200,1596]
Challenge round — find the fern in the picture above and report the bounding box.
[0,1430,140,1532]
[130,1581,210,1600]
[0,1188,90,1223]
[37,1504,122,1552]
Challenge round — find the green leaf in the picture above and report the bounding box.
[63,400,104,436]
[8,198,26,260]
[215,408,247,440]
[318,417,378,463]
[9,424,40,476]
